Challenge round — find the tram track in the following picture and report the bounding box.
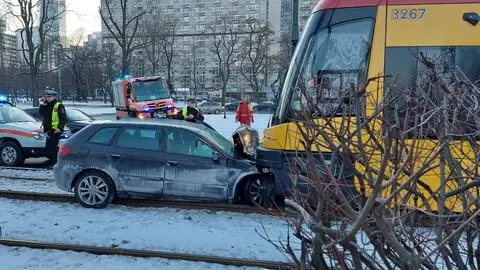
[0,175,51,181]
[0,238,295,269]
[0,167,291,216]
[0,166,51,172]
[0,166,52,181]
[0,190,288,216]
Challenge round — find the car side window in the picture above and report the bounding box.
[117,127,160,150]
[166,129,214,158]
[89,127,119,145]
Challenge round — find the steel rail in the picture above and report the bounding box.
[0,238,295,269]
[0,190,289,216]
[0,175,52,181]
[0,166,52,181]
[0,166,51,171]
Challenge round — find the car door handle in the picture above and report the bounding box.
[167,161,178,166]
[110,154,121,159]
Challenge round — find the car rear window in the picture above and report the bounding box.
[89,127,119,145]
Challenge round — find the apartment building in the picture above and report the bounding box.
[101,0,282,97]
[0,19,18,69]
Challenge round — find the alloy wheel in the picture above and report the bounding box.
[248,178,262,205]
[77,176,109,206]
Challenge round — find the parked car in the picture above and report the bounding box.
[197,101,222,114]
[0,103,53,166]
[224,101,240,111]
[254,101,276,112]
[54,118,263,208]
[24,108,95,133]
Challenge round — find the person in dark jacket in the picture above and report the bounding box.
[39,90,67,165]
[182,98,204,123]
[178,98,217,130]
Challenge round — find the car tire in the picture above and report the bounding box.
[243,177,263,206]
[0,141,25,166]
[74,171,115,209]
[214,109,220,114]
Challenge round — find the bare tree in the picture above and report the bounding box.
[60,35,102,102]
[239,18,273,94]
[209,16,240,106]
[100,42,119,105]
[159,16,178,89]
[269,34,291,99]
[263,51,480,269]
[188,41,202,97]
[3,0,64,106]
[99,0,146,75]
[138,8,162,74]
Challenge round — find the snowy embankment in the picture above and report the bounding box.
[0,178,67,194]
[0,168,53,179]
[0,245,256,270]
[0,198,293,263]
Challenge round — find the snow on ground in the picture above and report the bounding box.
[0,245,257,270]
[0,168,53,180]
[18,100,272,137]
[203,113,270,141]
[16,100,113,107]
[0,198,294,263]
[0,178,68,194]
[17,100,116,116]
[17,103,116,116]
[74,107,115,115]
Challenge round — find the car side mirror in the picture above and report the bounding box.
[212,151,220,161]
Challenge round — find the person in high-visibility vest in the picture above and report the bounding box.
[182,98,204,123]
[235,96,254,126]
[39,90,67,165]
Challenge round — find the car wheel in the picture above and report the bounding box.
[215,109,220,114]
[0,141,24,166]
[74,171,115,209]
[243,177,263,206]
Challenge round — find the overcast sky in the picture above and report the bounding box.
[66,0,101,37]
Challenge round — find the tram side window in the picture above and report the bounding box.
[290,19,373,117]
[385,46,480,137]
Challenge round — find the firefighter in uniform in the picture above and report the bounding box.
[235,96,254,126]
[39,90,67,165]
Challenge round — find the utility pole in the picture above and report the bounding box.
[291,0,299,56]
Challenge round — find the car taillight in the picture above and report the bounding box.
[58,145,71,157]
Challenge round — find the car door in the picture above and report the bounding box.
[110,126,165,196]
[162,127,229,201]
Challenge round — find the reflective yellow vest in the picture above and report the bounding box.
[51,102,61,129]
[182,106,199,119]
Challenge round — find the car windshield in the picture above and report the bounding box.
[67,109,91,121]
[203,128,234,157]
[3,107,37,122]
[133,79,170,102]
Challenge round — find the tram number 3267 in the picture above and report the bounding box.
[392,9,427,20]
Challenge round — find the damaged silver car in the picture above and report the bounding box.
[54,118,263,208]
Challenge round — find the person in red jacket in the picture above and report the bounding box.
[235,97,254,126]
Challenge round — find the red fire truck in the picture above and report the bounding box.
[112,75,176,119]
